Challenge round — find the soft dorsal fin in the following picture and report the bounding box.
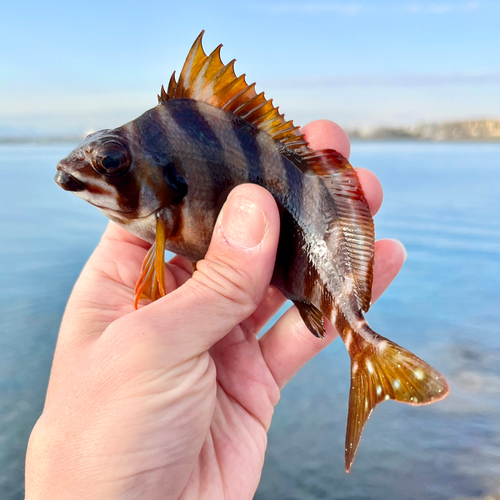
[303,149,375,312]
[160,31,309,153]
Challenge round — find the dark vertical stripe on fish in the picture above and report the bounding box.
[129,106,189,210]
[282,156,304,214]
[230,115,266,186]
[193,101,247,189]
[169,99,242,220]
[168,100,224,164]
[321,285,334,319]
[303,250,320,300]
[133,105,175,166]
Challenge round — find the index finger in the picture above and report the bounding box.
[301,120,383,216]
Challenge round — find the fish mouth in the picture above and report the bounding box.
[54,170,86,192]
[94,204,157,220]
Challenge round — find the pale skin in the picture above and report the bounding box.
[25,121,406,500]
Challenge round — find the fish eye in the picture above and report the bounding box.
[93,146,131,176]
[102,155,121,170]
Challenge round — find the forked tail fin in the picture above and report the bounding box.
[345,337,449,472]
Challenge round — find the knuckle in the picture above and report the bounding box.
[192,257,259,314]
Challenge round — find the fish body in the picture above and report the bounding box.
[55,32,449,471]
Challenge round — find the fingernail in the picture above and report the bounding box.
[221,193,267,249]
[389,238,408,263]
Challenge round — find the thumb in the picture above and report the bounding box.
[133,184,281,356]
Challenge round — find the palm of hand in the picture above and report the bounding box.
[44,223,283,499]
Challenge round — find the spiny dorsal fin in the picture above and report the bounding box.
[303,149,375,312]
[161,31,309,153]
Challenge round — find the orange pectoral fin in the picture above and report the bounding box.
[134,217,167,309]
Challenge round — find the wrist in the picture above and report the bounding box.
[26,414,138,500]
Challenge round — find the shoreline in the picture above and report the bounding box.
[2,137,500,146]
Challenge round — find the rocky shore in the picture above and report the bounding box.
[348,119,500,141]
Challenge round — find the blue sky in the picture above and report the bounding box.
[1,0,499,135]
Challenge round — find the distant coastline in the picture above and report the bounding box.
[0,135,84,145]
[1,119,500,144]
[347,118,500,142]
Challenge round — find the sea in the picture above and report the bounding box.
[0,142,499,500]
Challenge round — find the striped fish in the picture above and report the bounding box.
[54,32,449,472]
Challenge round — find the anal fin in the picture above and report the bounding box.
[345,335,449,472]
[134,217,167,308]
[293,301,325,338]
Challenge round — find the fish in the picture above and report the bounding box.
[54,31,449,472]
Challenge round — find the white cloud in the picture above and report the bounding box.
[463,2,481,12]
[429,5,453,14]
[249,2,487,15]
[258,3,366,15]
[264,72,500,88]
[404,2,481,14]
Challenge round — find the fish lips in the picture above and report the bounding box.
[54,170,86,192]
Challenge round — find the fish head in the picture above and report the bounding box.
[55,127,186,222]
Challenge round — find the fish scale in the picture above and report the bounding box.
[54,31,449,472]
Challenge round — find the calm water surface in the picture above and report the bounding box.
[0,142,499,499]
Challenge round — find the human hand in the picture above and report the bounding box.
[25,121,406,500]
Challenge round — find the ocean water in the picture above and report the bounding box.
[1,142,499,499]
